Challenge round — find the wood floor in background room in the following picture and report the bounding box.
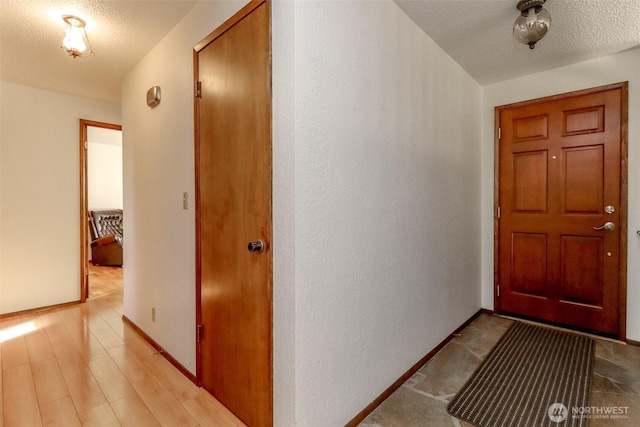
[89,264,124,298]
[360,314,640,427]
[0,286,245,426]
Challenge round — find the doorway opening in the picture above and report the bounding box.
[80,119,124,302]
[494,82,628,340]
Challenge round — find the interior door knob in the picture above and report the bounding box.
[593,222,615,231]
[248,240,266,253]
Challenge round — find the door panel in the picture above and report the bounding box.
[195,1,272,426]
[562,146,603,213]
[513,151,547,212]
[513,115,548,141]
[560,236,603,306]
[511,233,547,297]
[498,86,624,336]
[562,106,604,136]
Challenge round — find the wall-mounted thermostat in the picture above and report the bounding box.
[147,86,161,108]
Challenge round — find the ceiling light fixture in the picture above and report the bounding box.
[62,15,93,58]
[513,0,551,49]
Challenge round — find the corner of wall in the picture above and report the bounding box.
[0,81,120,314]
[272,0,297,425]
[120,0,251,376]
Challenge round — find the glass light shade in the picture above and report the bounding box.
[513,6,551,49]
[61,15,92,58]
[63,26,87,54]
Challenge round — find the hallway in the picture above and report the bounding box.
[3,287,639,426]
[0,288,244,426]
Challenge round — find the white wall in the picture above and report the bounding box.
[123,0,482,424]
[87,127,123,211]
[122,2,299,423]
[121,0,249,376]
[0,80,2,312]
[0,81,120,314]
[481,47,640,341]
[122,2,297,423]
[294,1,482,425]
[272,1,296,425]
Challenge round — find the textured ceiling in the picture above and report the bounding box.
[2,1,640,103]
[0,0,198,103]
[394,0,640,85]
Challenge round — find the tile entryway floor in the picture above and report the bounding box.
[359,313,640,427]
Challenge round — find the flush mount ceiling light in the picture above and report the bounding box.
[513,0,551,49]
[61,15,93,58]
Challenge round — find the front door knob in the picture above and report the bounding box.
[248,240,266,253]
[593,222,615,231]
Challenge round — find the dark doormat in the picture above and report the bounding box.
[447,321,593,427]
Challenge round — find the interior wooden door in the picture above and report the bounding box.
[497,84,626,337]
[194,1,272,425]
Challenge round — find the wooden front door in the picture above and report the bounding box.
[497,83,627,338]
[194,1,272,425]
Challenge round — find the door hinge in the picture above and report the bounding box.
[497,206,501,219]
[497,285,500,297]
[84,140,88,149]
[498,127,501,140]
[196,324,203,343]
[195,81,202,98]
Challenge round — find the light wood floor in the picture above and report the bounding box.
[0,286,245,426]
[88,264,124,299]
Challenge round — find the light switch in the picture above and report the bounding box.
[183,192,188,210]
